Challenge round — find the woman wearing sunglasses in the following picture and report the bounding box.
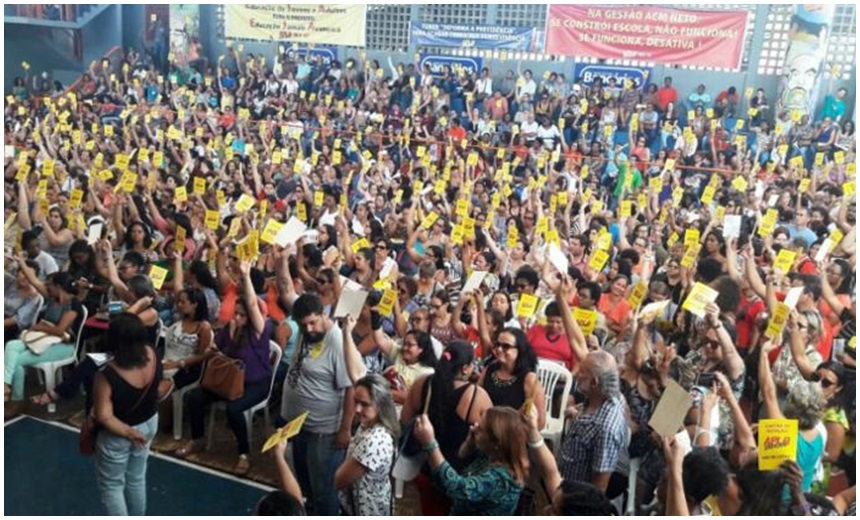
[478,327,546,432]
[783,311,851,494]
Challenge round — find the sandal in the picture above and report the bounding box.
[31,392,54,406]
[234,454,250,476]
[175,439,204,458]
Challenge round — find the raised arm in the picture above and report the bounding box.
[758,340,785,420]
[705,302,744,380]
[341,316,367,384]
[555,276,589,363]
[785,310,817,381]
[239,260,265,336]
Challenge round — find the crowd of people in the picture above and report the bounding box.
[3,38,856,516]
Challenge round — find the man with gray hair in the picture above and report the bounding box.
[558,350,629,494]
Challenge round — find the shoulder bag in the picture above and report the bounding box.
[200,353,245,401]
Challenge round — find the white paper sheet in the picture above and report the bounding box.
[723,215,742,239]
[462,271,488,294]
[547,243,569,276]
[334,285,369,319]
[274,217,308,247]
[649,380,693,438]
[783,286,804,310]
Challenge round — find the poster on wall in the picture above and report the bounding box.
[410,22,536,51]
[169,5,200,67]
[224,4,366,47]
[777,5,834,119]
[546,5,748,70]
[573,64,652,90]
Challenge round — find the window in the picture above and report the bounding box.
[420,4,487,25]
[497,4,547,28]
[757,4,793,76]
[826,5,856,81]
[366,4,410,51]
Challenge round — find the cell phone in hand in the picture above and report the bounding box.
[696,372,716,388]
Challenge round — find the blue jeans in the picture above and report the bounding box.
[292,430,346,516]
[4,339,75,400]
[95,414,159,516]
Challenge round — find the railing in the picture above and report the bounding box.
[7,4,97,23]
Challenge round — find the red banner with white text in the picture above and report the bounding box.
[546,5,748,70]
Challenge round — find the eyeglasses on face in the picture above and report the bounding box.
[493,341,517,351]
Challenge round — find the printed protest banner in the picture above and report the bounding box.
[546,5,748,69]
[225,4,366,47]
[410,22,535,50]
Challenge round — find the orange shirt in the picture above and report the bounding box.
[598,294,632,332]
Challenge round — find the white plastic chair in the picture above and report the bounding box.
[172,328,215,440]
[536,358,573,454]
[32,306,89,395]
[206,341,282,450]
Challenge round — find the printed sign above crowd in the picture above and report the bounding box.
[546,5,748,70]
[419,53,484,78]
[224,4,366,47]
[573,63,652,90]
[410,21,536,51]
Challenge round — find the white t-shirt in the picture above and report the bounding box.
[517,78,537,99]
[476,77,493,97]
[537,125,561,149]
[521,120,540,141]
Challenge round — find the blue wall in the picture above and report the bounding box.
[4,5,123,92]
[81,5,123,69]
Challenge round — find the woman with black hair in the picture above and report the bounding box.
[93,312,163,515]
[820,258,853,340]
[118,221,156,261]
[67,239,110,312]
[317,223,338,252]
[349,247,376,289]
[162,287,213,391]
[173,252,221,323]
[401,340,493,515]
[378,329,436,405]
[479,327,546,431]
[178,261,274,475]
[4,265,85,410]
[700,229,728,271]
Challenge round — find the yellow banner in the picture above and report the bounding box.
[225,4,367,47]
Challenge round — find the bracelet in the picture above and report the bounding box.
[422,440,439,453]
[528,437,545,449]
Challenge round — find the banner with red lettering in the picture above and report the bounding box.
[546,6,748,70]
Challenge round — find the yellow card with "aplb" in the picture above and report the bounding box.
[260,219,284,245]
[773,249,796,275]
[588,250,610,273]
[517,294,540,319]
[149,265,169,291]
[682,282,718,317]
[262,411,309,453]
[572,308,597,336]
[758,419,798,471]
[765,302,791,340]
